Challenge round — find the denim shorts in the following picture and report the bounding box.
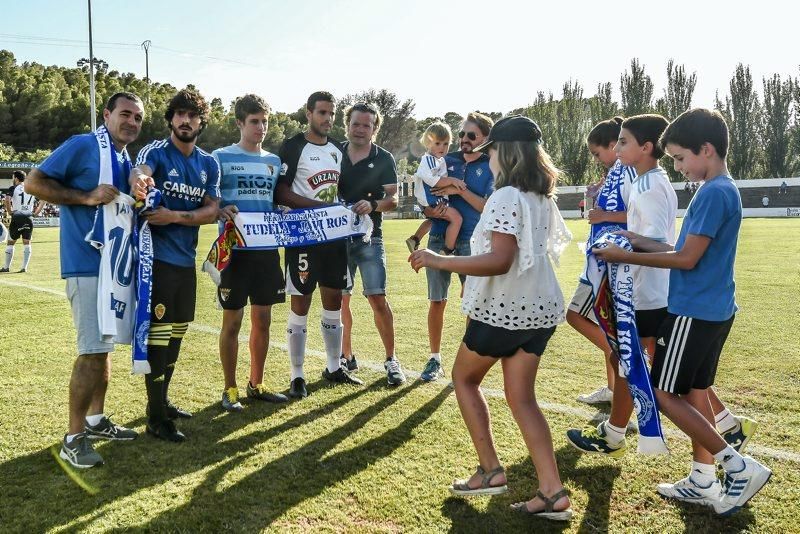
[66,276,115,356]
[344,237,387,296]
[425,234,471,301]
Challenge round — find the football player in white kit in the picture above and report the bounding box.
[2,170,46,273]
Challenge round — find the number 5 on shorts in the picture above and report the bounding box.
[298,253,308,271]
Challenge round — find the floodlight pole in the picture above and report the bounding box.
[87,0,96,130]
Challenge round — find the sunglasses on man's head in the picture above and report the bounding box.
[458,131,477,141]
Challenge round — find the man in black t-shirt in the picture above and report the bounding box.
[338,103,405,386]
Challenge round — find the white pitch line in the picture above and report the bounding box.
[6,278,800,464]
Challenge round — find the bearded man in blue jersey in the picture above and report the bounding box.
[130,88,221,442]
[26,92,144,468]
[212,94,288,412]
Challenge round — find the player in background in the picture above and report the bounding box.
[2,170,46,273]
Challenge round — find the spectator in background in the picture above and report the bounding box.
[578,198,585,218]
[779,181,788,195]
[762,194,769,207]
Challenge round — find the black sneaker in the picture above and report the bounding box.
[166,400,192,419]
[0,267,8,273]
[59,433,104,469]
[340,354,359,372]
[146,419,186,443]
[247,382,288,403]
[288,377,308,399]
[322,366,364,385]
[85,415,138,441]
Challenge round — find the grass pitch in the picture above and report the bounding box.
[0,218,798,533]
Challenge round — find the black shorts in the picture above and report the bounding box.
[218,249,285,310]
[651,313,735,395]
[463,320,556,358]
[151,260,196,324]
[285,240,350,295]
[9,213,33,240]
[635,307,668,338]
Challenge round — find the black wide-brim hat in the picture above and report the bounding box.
[473,115,543,152]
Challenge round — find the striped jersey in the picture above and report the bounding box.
[212,144,281,212]
[86,193,136,344]
[10,184,36,215]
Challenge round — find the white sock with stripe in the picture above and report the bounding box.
[715,409,737,433]
[714,445,745,473]
[4,245,12,269]
[287,311,307,380]
[321,308,343,373]
[690,461,716,486]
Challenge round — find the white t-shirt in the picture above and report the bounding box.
[414,153,447,206]
[461,186,572,330]
[627,167,677,310]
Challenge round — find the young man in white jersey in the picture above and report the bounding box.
[275,91,363,399]
[213,94,288,411]
[2,170,46,273]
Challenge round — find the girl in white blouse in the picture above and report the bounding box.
[409,115,573,521]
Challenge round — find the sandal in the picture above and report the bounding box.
[510,488,573,521]
[449,465,508,496]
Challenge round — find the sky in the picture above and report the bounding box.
[2,0,799,118]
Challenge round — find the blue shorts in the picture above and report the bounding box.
[344,237,387,296]
[425,234,471,301]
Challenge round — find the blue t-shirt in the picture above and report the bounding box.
[668,175,741,321]
[430,151,494,241]
[38,133,132,278]
[135,138,220,267]
[212,144,281,213]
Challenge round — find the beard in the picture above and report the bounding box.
[171,124,200,143]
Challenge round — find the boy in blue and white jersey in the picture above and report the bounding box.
[130,88,221,443]
[594,109,771,516]
[212,94,287,412]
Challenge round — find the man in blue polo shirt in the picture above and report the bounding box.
[25,92,144,468]
[131,88,221,442]
[420,112,494,381]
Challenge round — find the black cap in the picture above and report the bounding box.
[472,115,543,152]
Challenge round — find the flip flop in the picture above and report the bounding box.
[449,465,508,496]
[510,488,574,521]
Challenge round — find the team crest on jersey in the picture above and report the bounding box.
[330,152,338,164]
[200,170,207,184]
[280,163,288,176]
[368,162,374,169]
[267,165,275,176]
[476,168,483,177]
[154,303,166,320]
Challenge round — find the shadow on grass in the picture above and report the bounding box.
[0,376,381,531]
[130,379,449,531]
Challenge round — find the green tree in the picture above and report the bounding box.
[589,82,619,125]
[620,58,654,116]
[716,64,763,179]
[555,80,591,185]
[655,59,696,120]
[761,74,794,178]
[338,89,416,154]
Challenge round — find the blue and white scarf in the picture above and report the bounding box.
[586,232,668,454]
[202,205,373,286]
[589,160,633,245]
[131,188,161,375]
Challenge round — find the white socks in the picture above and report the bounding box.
[321,308,343,373]
[287,311,307,380]
[714,445,745,472]
[22,244,31,269]
[85,413,104,426]
[4,245,12,269]
[715,408,737,433]
[603,421,627,446]
[690,461,717,486]
[430,352,441,363]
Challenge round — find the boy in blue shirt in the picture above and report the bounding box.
[594,108,771,516]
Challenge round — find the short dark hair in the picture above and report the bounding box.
[587,116,624,147]
[344,102,382,133]
[621,114,670,159]
[465,111,493,136]
[106,92,143,112]
[660,108,729,159]
[12,170,26,181]
[165,88,210,128]
[234,94,270,122]
[306,91,335,112]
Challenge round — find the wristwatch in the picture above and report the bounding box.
[369,199,378,212]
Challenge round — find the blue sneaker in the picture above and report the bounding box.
[420,358,443,382]
[565,421,627,458]
[720,416,757,453]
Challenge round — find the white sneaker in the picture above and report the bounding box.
[576,386,613,405]
[657,475,722,508]
[713,456,772,516]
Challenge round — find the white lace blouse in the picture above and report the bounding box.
[461,186,572,330]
